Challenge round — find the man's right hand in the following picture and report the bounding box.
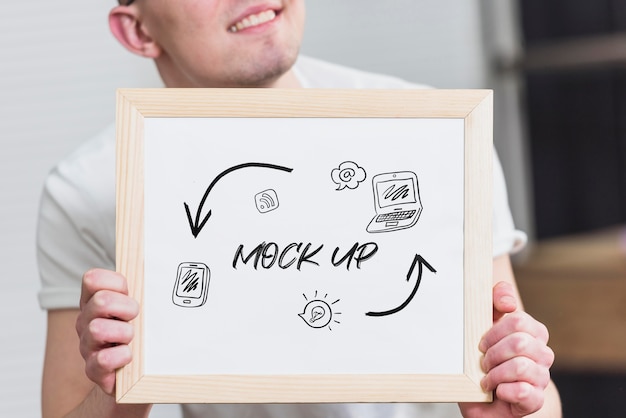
[76,269,139,395]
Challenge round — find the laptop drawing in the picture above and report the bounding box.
[366,171,423,233]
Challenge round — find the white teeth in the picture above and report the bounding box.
[229,9,276,32]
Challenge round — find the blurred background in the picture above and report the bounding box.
[1,0,625,416]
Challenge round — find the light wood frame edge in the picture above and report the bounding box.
[464,91,494,396]
[115,88,493,403]
[115,91,146,401]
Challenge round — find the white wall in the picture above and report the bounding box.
[302,0,489,88]
[0,1,524,416]
[0,2,161,417]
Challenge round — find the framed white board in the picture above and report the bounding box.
[115,89,493,404]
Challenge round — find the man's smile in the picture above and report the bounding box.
[229,9,278,33]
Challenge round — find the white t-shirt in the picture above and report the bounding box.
[36,55,526,418]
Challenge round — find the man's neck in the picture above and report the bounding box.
[157,59,302,89]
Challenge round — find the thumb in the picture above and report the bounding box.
[492,281,517,321]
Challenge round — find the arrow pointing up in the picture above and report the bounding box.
[365,254,437,317]
[184,162,293,238]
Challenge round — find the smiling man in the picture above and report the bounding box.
[38,1,561,418]
[109,0,304,88]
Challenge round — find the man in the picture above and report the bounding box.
[38,1,561,417]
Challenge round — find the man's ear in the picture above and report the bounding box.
[109,6,161,58]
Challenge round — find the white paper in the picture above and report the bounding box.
[142,117,465,376]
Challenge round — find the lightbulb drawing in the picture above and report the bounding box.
[309,305,325,324]
[299,291,342,330]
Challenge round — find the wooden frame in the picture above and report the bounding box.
[115,88,493,404]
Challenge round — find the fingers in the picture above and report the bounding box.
[482,353,552,391]
[78,318,135,359]
[460,382,546,418]
[495,382,546,417]
[480,311,554,389]
[84,344,133,395]
[479,287,555,417]
[492,281,518,320]
[80,287,140,325]
[80,269,129,309]
[76,270,139,339]
[482,329,554,373]
[481,310,550,352]
[76,269,139,395]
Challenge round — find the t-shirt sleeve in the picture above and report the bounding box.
[493,151,527,257]
[37,130,116,310]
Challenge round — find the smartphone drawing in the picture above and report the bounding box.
[172,262,210,307]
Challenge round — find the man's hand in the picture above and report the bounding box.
[459,281,555,417]
[75,269,139,395]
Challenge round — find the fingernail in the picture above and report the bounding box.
[500,295,517,309]
[478,338,487,353]
[498,293,513,303]
[480,377,488,391]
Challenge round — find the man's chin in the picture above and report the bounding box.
[228,47,300,88]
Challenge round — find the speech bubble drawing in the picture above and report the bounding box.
[331,161,367,190]
[299,300,332,328]
[299,291,342,330]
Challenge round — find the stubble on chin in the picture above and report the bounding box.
[224,39,301,88]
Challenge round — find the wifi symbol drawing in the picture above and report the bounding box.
[254,189,280,213]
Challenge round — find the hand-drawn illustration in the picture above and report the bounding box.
[299,291,342,330]
[366,254,436,317]
[254,189,280,213]
[184,162,293,238]
[172,262,210,308]
[331,161,367,190]
[366,171,423,233]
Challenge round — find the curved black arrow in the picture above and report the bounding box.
[365,254,436,317]
[184,162,293,238]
